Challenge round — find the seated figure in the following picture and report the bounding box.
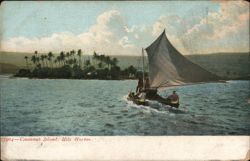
[168,91,179,103]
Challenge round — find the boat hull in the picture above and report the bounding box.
[127,91,179,108]
[127,95,149,106]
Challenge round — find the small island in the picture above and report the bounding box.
[15,49,140,80]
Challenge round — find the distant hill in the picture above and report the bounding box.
[187,52,249,79]
[0,63,20,74]
[116,52,250,79]
[0,51,249,79]
[0,51,30,68]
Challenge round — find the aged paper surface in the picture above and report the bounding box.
[1,1,249,160]
[1,136,250,160]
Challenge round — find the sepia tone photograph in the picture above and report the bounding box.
[0,0,249,160]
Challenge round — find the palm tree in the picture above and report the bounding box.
[60,51,65,65]
[66,52,70,61]
[40,55,46,67]
[92,51,98,67]
[105,56,111,69]
[99,54,105,64]
[54,59,58,68]
[48,52,54,68]
[36,57,40,66]
[56,56,62,67]
[24,56,29,69]
[73,58,77,66]
[70,50,76,59]
[72,50,75,58]
[34,51,39,64]
[44,55,48,67]
[77,49,82,68]
[69,51,73,59]
[93,51,97,59]
[31,55,37,67]
[111,57,118,67]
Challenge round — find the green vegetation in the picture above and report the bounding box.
[14,50,138,79]
[0,51,249,80]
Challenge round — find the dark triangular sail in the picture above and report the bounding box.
[145,30,220,88]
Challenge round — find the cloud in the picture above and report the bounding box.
[1,2,249,55]
[186,1,249,39]
[1,32,83,53]
[182,0,249,53]
[150,1,249,54]
[1,10,140,55]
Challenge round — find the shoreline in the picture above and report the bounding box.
[7,74,138,81]
[3,74,249,81]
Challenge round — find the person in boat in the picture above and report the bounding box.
[144,76,150,89]
[136,77,143,93]
[128,92,136,98]
[168,91,179,103]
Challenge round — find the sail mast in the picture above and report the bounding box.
[142,48,145,89]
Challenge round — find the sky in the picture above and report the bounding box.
[0,1,249,55]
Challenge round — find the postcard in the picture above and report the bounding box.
[0,1,249,160]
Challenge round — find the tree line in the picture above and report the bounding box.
[16,49,138,79]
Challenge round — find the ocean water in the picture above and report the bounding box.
[0,75,249,135]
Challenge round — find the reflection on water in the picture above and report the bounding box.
[0,76,249,135]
